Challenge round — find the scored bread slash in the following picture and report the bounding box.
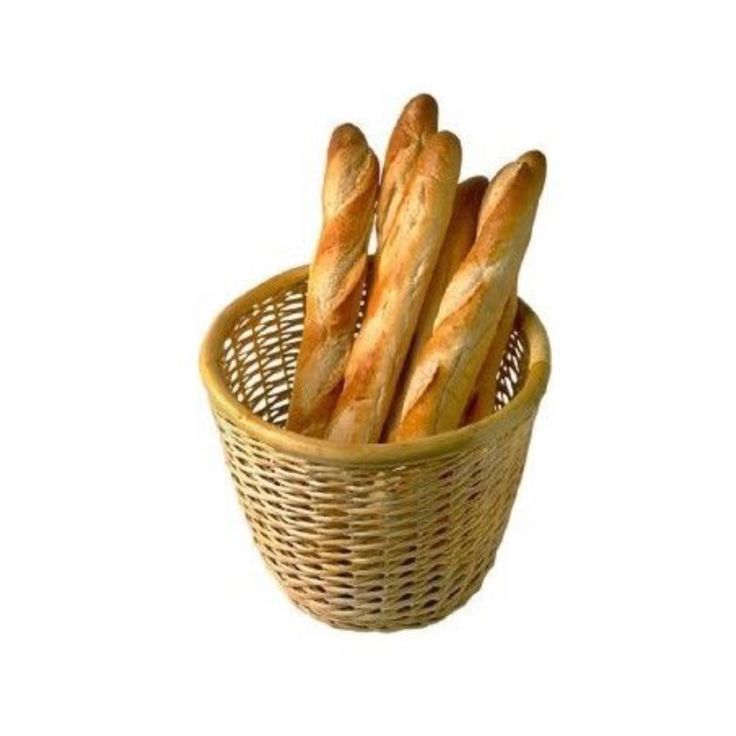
[389,150,546,441]
[383,175,488,438]
[285,123,379,438]
[326,130,462,444]
[376,94,439,251]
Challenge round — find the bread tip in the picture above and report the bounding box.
[517,149,546,174]
[431,130,462,161]
[407,92,438,112]
[414,130,462,180]
[461,174,490,191]
[328,123,367,155]
[436,129,461,146]
[455,176,489,213]
[515,150,547,197]
[401,93,439,135]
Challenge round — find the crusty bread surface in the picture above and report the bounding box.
[326,131,462,444]
[383,175,488,437]
[376,94,438,249]
[463,290,518,423]
[286,124,379,437]
[390,150,546,441]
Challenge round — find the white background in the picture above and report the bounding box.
[2,1,735,733]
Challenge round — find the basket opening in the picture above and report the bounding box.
[217,279,529,435]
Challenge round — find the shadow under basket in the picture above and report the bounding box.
[200,261,551,631]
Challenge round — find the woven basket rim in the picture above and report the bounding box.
[199,262,551,466]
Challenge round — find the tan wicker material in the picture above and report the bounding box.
[200,260,551,631]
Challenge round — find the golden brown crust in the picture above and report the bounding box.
[286,124,379,437]
[463,290,518,423]
[326,131,462,444]
[376,94,438,248]
[476,151,545,234]
[383,175,488,437]
[389,151,546,441]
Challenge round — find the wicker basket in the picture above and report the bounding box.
[200,260,551,631]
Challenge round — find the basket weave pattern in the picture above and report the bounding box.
[201,265,549,630]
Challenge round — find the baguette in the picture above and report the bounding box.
[463,290,518,422]
[389,150,546,441]
[286,124,379,437]
[383,175,488,437]
[376,94,438,249]
[326,131,462,444]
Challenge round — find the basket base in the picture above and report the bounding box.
[281,553,497,632]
